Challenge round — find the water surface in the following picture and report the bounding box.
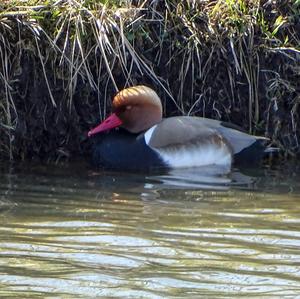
[0,162,300,298]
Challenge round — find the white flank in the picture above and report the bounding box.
[154,142,232,168]
[144,125,158,145]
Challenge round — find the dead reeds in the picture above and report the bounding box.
[0,0,299,161]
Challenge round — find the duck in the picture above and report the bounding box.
[88,85,274,171]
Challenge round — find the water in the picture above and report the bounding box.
[0,162,300,298]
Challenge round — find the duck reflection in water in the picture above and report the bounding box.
[144,166,256,192]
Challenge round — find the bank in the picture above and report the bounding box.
[0,0,299,162]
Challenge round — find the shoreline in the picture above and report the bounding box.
[0,1,299,161]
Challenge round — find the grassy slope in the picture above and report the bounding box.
[0,0,299,161]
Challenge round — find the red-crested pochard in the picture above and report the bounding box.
[88,85,274,171]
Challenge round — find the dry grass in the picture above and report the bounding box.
[0,0,299,161]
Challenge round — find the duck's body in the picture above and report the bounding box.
[92,128,166,171]
[88,86,272,171]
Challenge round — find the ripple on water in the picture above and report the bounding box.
[0,162,300,297]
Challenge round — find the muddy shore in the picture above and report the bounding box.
[0,1,299,162]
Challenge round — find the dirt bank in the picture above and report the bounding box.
[0,1,299,162]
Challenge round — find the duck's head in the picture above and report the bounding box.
[88,85,162,137]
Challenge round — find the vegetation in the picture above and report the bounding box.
[0,0,299,162]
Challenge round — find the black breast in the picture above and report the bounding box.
[91,128,167,171]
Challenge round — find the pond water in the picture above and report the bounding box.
[0,161,300,298]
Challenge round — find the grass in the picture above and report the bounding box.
[0,0,299,161]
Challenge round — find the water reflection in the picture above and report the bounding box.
[0,162,300,298]
[146,166,256,190]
